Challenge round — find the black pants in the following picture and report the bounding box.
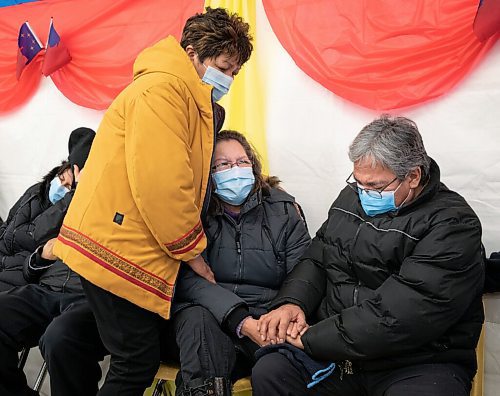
[40,298,177,396]
[251,352,473,396]
[82,277,256,394]
[44,279,256,395]
[39,302,107,396]
[80,277,173,395]
[172,305,258,390]
[0,284,86,396]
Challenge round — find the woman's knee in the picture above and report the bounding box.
[174,305,219,332]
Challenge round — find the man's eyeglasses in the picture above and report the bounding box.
[346,172,399,199]
[211,159,253,172]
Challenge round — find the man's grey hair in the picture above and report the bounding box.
[348,115,431,182]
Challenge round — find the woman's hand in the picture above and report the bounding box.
[286,333,305,350]
[257,304,308,344]
[41,238,59,260]
[241,317,270,347]
[186,255,215,283]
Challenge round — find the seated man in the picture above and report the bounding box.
[255,115,484,396]
[0,127,95,396]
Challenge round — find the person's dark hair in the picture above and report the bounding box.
[209,130,279,213]
[68,127,96,170]
[39,161,71,204]
[180,7,253,66]
[348,114,431,184]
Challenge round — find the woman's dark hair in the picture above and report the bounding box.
[38,161,71,204]
[180,7,253,66]
[209,130,280,213]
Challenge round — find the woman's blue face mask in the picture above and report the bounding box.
[202,64,233,102]
[49,176,70,204]
[212,166,255,206]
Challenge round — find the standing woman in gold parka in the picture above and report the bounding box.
[53,8,253,395]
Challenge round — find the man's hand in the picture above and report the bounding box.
[257,304,307,344]
[286,333,305,350]
[186,255,215,284]
[41,238,58,260]
[287,320,309,339]
[241,317,270,347]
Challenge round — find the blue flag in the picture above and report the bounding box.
[16,21,43,80]
[42,18,71,76]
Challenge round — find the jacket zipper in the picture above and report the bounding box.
[222,214,242,295]
[234,224,242,294]
[353,282,360,305]
[342,221,366,380]
[350,223,363,305]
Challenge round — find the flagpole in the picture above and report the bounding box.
[25,21,44,49]
[45,18,53,49]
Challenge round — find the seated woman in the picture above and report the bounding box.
[170,130,311,395]
[39,130,311,396]
[0,127,95,292]
[0,127,95,396]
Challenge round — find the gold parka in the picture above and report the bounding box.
[54,36,214,319]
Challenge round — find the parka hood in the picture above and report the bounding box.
[133,36,212,113]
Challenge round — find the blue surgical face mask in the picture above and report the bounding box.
[358,181,404,217]
[213,166,255,206]
[202,64,233,102]
[49,176,70,204]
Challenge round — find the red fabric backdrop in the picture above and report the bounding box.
[0,0,203,113]
[263,0,498,110]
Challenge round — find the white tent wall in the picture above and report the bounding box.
[0,80,104,220]
[0,2,498,394]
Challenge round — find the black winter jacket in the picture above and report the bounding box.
[272,160,484,375]
[172,187,311,332]
[0,170,82,292]
[0,179,64,291]
[22,189,82,294]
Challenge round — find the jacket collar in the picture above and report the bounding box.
[393,157,441,215]
[211,187,296,217]
[211,189,263,218]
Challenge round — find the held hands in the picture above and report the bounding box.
[257,304,309,345]
[186,255,216,284]
[286,332,305,350]
[241,317,270,347]
[41,238,59,260]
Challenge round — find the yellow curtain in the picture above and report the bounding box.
[203,0,268,172]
